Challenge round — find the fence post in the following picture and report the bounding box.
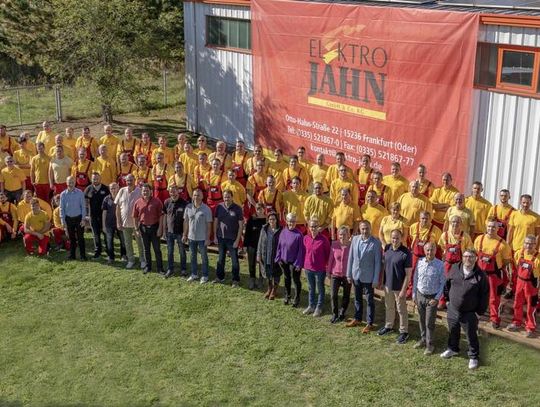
[163,69,168,106]
[16,89,22,125]
[55,85,63,122]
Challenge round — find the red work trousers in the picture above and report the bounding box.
[23,233,50,255]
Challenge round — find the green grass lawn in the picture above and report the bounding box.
[1,238,539,406]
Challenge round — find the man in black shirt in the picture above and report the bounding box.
[102,182,126,263]
[440,249,489,370]
[163,184,188,278]
[84,172,110,258]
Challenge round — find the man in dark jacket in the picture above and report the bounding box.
[440,249,489,370]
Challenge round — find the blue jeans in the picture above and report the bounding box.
[216,238,240,282]
[189,239,208,278]
[306,270,326,308]
[353,280,375,324]
[167,232,186,273]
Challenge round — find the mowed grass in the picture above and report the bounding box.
[1,238,539,406]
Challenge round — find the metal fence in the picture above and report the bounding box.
[0,69,185,127]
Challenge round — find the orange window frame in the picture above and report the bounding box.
[495,45,540,95]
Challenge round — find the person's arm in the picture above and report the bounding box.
[434,262,446,301]
[295,235,306,270]
[102,209,108,231]
[330,216,336,241]
[373,240,382,287]
[346,240,354,283]
[30,159,36,184]
[412,261,419,302]
[206,220,212,246]
[233,218,244,249]
[400,267,412,299]
[379,224,386,246]
[115,202,123,231]
[256,229,264,263]
[80,191,87,226]
[157,212,164,238]
[182,216,189,244]
[48,163,55,189]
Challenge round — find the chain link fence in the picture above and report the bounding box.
[0,69,185,127]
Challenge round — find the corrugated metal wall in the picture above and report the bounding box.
[183,2,254,148]
[471,25,540,207]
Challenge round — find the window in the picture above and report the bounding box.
[206,16,251,51]
[474,42,540,97]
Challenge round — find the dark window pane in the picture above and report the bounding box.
[206,16,251,50]
[474,42,497,87]
[228,20,240,48]
[500,50,535,86]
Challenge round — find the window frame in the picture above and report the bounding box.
[205,15,252,54]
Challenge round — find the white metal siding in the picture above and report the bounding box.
[183,3,253,148]
[472,25,540,208]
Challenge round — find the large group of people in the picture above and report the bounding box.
[1,121,539,370]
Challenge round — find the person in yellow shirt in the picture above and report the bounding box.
[221,169,246,208]
[356,154,374,207]
[367,171,390,208]
[152,136,175,166]
[209,141,232,172]
[132,154,152,188]
[283,155,310,192]
[382,162,409,206]
[330,165,359,205]
[1,155,26,203]
[303,182,334,238]
[282,176,308,234]
[49,145,74,196]
[0,150,9,171]
[231,140,251,187]
[134,132,154,167]
[309,154,328,193]
[49,134,75,161]
[487,189,515,240]
[444,193,475,234]
[116,152,138,188]
[30,142,51,202]
[415,164,434,198]
[269,148,288,176]
[168,161,193,202]
[75,126,99,162]
[474,218,512,329]
[152,152,174,203]
[71,147,95,191]
[245,145,271,176]
[193,153,211,194]
[296,146,312,172]
[398,180,433,225]
[379,202,409,246]
[99,124,120,159]
[430,172,460,230]
[257,174,283,220]
[63,127,77,159]
[13,134,34,190]
[117,127,139,164]
[465,181,492,238]
[0,124,14,155]
[325,152,353,187]
[174,132,188,162]
[246,159,268,215]
[50,194,70,251]
[204,158,226,215]
[360,189,388,236]
[507,235,540,337]
[0,191,18,240]
[195,135,212,157]
[94,144,116,186]
[23,198,51,256]
[178,142,198,179]
[17,189,53,226]
[331,188,361,239]
[36,121,55,152]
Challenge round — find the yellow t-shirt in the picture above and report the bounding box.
[99,135,120,158]
[398,192,433,224]
[193,164,211,183]
[245,156,271,177]
[52,207,63,228]
[63,138,77,159]
[325,164,353,186]
[24,210,50,233]
[0,135,14,153]
[445,206,475,234]
[514,250,540,278]
[282,166,310,192]
[465,196,493,235]
[49,145,75,161]
[380,215,409,244]
[509,210,540,252]
[309,164,328,192]
[430,185,460,224]
[332,201,361,230]
[257,188,283,215]
[367,184,391,208]
[168,173,195,192]
[134,166,153,184]
[179,152,199,177]
[152,147,175,166]
[382,174,409,205]
[282,190,308,225]
[330,178,359,206]
[487,203,515,224]
[303,194,334,227]
[438,231,474,254]
[36,130,55,152]
[208,152,233,171]
[50,157,73,184]
[71,159,95,178]
[221,180,246,207]
[417,179,435,198]
[360,203,388,234]
[409,222,442,249]
[117,138,139,158]
[30,154,51,184]
[0,166,26,191]
[94,157,116,186]
[474,234,512,269]
[75,136,99,160]
[153,163,174,184]
[298,158,312,172]
[0,202,18,230]
[13,148,33,177]
[17,199,52,223]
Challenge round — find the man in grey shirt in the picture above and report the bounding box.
[183,188,213,283]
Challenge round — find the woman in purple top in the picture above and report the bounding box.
[303,216,331,317]
[275,212,305,307]
[327,226,351,323]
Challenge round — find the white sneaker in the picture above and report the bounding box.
[126,262,135,269]
[303,306,315,315]
[468,359,479,370]
[200,276,208,284]
[313,307,322,317]
[440,349,459,359]
[186,275,198,282]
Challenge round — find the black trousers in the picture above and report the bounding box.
[331,276,351,318]
[281,262,302,305]
[246,246,258,278]
[90,215,104,255]
[139,223,163,272]
[447,306,480,359]
[65,215,85,259]
[105,227,126,260]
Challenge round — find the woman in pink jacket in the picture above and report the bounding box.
[327,226,351,323]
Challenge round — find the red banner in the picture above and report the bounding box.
[252,0,479,189]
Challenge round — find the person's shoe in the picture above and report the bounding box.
[377,327,394,336]
[291,301,299,308]
[257,276,264,289]
[121,255,128,262]
[525,330,535,338]
[440,349,459,359]
[414,340,426,349]
[126,261,135,269]
[157,270,166,275]
[200,276,208,284]
[93,252,101,259]
[81,256,88,261]
[424,345,435,355]
[212,278,225,284]
[143,268,151,274]
[506,323,520,332]
[313,307,322,317]
[345,319,361,328]
[248,277,256,290]
[186,275,198,282]
[491,322,500,329]
[283,296,291,305]
[67,255,76,261]
[231,281,239,288]
[468,358,479,370]
[106,257,113,264]
[164,270,174,279]
[303,306,315,315]
[396,332,409,344]
[330,315,339,324]
[337,313,346,322]
[362,324,374,334]
[180,270,188,277]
